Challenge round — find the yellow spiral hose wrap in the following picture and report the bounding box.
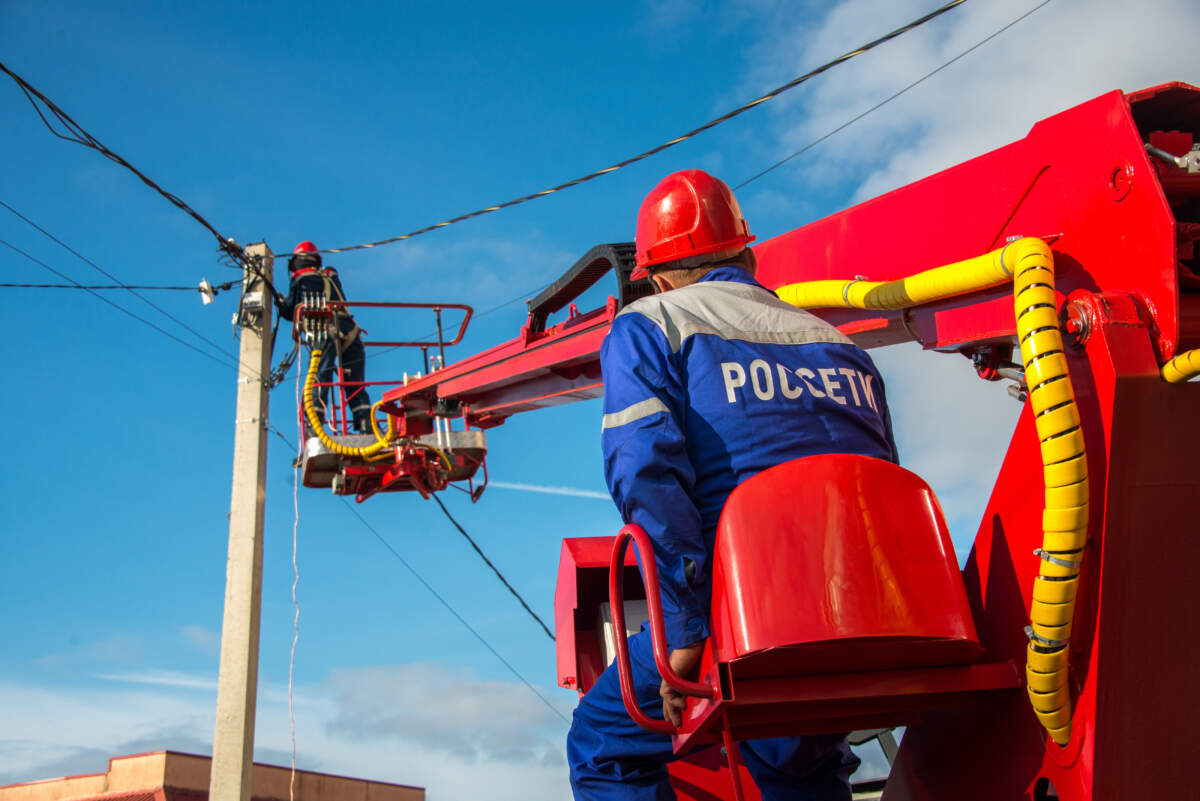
[1162,348,1200,383]
[1009,237,1086,747]
[777,237,1087,746]
[303,348,390,459]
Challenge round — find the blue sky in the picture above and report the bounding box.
[2,1,1197,799]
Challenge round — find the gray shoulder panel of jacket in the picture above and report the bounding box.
[617,281,854,353]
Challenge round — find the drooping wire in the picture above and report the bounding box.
[735,0,1055,190]
[391,0,1050,332]
[262,422,566,723]
[0,237,239,371]
[0,281,224,291]
[0,199,242,365]
[431,492,556,642]
[0,60,244,263]
[338,498,569,724]
[316,0,969,255]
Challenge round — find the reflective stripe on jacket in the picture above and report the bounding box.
[600,265,898,649]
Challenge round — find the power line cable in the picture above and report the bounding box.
[431,492,556,642]
[0,237,239,371]
[0,60,244,262]
[422,0,1051,327]
[0,199,242,364]
[338,497,569,724]
[264,421,566,722]
[0,281,225,291]
[316,0,969,255]
[735,0,1054,190]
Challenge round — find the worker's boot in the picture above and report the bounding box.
[353,409,374,436]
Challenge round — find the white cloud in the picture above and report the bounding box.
[488,481,610,500]
[96,670,216,692]
[742,0,1200,203]
[324,664,570,765]
[33,634,143,667]
[0,664,572,801]
[181,625,221,656]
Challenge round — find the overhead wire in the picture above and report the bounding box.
[317,0,970,255]
[391,0,1052,330]
[0,281,234,291]
[0,60,243,261]
[338,496,570,724]
[734,0,1055,190]
[431,492,556,642]
[0,237,239,372]
[0,198,242,366]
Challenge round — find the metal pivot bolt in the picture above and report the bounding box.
[1063,300,1093,348]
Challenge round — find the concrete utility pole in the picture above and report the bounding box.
[210,243,274,801]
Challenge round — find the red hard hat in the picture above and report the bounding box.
[632,169,754,280]
[293,240,319,255]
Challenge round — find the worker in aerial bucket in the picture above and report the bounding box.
[567,170,899,800]
[276,241,373,434]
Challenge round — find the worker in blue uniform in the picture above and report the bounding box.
[567,170,899,801]
[276,241,373,434]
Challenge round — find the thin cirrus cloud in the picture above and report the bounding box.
[488,481,610,500]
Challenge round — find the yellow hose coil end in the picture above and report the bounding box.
[1033,703,1073,737]
[1046,723,1071,747]
[1032,577,1078,605]
[1162,348,1200,383]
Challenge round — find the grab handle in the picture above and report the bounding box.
[609,524,714,734]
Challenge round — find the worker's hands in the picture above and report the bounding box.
[659,643,704,728]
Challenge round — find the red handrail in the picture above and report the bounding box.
[609,524,714,735]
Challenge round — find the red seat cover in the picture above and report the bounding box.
[710,454,983,679]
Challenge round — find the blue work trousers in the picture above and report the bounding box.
[567,627,859,801]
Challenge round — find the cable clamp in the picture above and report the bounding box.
[1033,548,1082,569]
[235,417,266,426]
[237,376,257,384]
[842,275,866,305]
[1025,625,1070,650]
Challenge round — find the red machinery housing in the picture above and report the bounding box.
[315,83,1200,799]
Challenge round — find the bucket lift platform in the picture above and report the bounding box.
[300,429,487,495]
[291,299,488,501]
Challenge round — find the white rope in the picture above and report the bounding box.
[288,367,301,801]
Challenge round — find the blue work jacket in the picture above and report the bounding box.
[600,265,898,649]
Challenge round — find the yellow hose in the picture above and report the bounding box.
[777,237,1086,746]
[302,357,454,472]
[776,246,1013,310]
[303,348,390,459]
[1162,348,1200,383]
[1009,238,1087,746]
